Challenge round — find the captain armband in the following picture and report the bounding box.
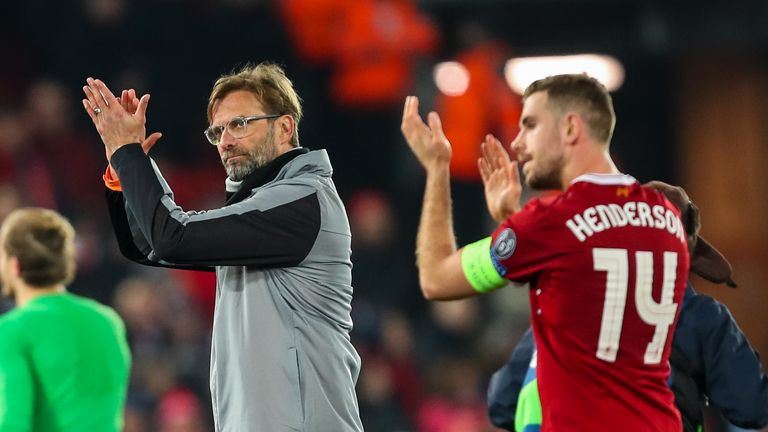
[461,237,507,293]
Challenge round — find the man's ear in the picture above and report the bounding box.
[277,115,295,146]
[8,256,20,279]
[563,112,582,146]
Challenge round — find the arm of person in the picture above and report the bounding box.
[98,88,212,271]
[105,185,214,271]
[693,295,768,429]
[401,96,511,300]
[108,145,322,267]
[0,327,33,431]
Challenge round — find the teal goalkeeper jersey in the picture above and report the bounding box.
[0,292,131,431]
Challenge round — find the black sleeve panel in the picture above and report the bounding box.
[105,188,215,272]
[111,145,321,268]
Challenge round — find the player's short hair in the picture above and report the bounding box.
[524,74,616,144]
[0,208,76,287]
[207,63,303,147]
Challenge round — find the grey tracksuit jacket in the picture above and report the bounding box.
[107,145,363,431]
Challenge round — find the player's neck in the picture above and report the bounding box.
[561,147,619,188]
[15,284,66,307]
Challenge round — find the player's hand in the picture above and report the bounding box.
[478,134,521,222]
[82,78,161,162]
[89,84,161,179]
[118,88,161,155]
[120,88,140,114]
[400,96,452,173]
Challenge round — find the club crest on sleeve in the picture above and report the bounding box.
[493,228,517,259]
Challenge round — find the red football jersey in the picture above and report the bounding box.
[490,174,689,431]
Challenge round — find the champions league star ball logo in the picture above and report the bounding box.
[493,228,517,259]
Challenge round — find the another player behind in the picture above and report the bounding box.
[0,208,131,432]
[401,74,689,431]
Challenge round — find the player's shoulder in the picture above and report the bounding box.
[513,191,563,221]
[0,308,23,333]
[561,173,677,207]
[68,294,124,324]
[0,307,31,345]
[499,193,562,235]
[565,173,638,197]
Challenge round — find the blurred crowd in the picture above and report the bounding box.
[1,1,538,431]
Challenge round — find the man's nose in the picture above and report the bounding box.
[219,130,236,149]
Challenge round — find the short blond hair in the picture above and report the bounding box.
[1,208,76,287]
[207,63,303,147]
[524,74,616,144]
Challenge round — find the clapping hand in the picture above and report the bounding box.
[478,134,521,222]
[82,78,162,163]
[400,96,452,173]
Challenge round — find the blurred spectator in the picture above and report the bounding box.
[280,0,438,108]
[436,24,520,183]
[278,0,346,67]
[379,310,424,425]
[348,189,422,319]
[124,394,153,432]
[24,79,104,211]
[418,356,495,432]
[67,214,132,304]
[358,354,411,432]
[113,276,175,398]
[418,298,484,362]
[0,105,56,209]
[0,182,21,222]
[169,269,216,324]
[329,0,439,109]
[157,387,209,432]
[113,276,169,351]
[111,273,214,429]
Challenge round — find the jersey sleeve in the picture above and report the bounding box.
[461,199,557,293]
[0,324,33,431]
[490,198,557,283]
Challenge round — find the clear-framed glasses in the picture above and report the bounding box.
[204,114,280,145]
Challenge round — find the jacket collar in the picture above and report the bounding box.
[225,147,309,204]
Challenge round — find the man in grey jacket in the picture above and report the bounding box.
[82,63,362,432]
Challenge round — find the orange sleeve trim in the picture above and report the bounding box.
[103,165,122,192]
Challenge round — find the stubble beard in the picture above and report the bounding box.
[222,126,277,182]
[526,151,565,191]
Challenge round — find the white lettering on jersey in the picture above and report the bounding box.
[566,202,685,243]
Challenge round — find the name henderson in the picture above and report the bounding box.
[565,201,686,243]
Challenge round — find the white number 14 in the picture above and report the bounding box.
[593,248,679,364]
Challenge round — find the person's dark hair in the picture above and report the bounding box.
[1,208,76,287]
[523,74,616,144]
[644,181,736,287]
[207,62,303,147]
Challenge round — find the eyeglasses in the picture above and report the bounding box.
[204,114,280,145]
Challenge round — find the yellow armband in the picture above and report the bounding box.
[461,237,507,293]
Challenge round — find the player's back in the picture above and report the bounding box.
[495,174,689,431]
[0,292,131,432]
